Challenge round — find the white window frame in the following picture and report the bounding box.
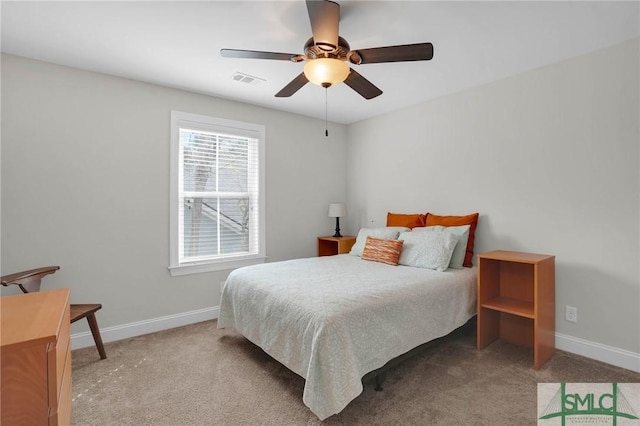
[169,111,266,276]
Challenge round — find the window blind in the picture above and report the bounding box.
[178,128,259,263]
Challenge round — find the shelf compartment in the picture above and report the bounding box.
[481,296,535,319]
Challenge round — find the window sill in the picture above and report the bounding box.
[168,256,267,276]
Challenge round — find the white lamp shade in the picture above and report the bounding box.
[328,203,347,218]
[304,58,350,86]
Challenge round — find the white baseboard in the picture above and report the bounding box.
[556,332,640,373]
[70,306,219,351]
[72,309,640,374]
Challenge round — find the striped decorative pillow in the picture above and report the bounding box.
[361,236,404,266]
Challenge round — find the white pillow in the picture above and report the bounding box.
[411,225,470,269]
[398,229,461,271]
[350,227,410,257]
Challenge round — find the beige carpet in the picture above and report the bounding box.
[71,320,639,425]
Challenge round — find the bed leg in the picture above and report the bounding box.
[465,316,477,336]
[374,372,386,391]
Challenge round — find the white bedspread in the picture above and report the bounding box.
[217,254,477,420]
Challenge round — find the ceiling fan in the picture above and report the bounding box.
[220,0,434,100]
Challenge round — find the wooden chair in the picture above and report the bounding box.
[1,266,107,360]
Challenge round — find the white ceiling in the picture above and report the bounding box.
[2,1,638,124]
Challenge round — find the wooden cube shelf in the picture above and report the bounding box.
[317,236,356,257]
[477,250,555,369]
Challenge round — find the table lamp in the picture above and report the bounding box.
[328,203,346,238]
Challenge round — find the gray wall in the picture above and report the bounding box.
[2,38,639,358]
[346,39,639,354]
[1,54,348,332]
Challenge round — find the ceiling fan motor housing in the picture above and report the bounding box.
[304,37,350,60]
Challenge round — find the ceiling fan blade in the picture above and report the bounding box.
[275,73,309,97]
[351,43,434,64]
[343,69,383,100]
[221,49,299,61]
[306,0,340,51]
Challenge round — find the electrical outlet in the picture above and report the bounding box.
[565,305,577,322]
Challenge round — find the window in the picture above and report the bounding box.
[169,111,265,276]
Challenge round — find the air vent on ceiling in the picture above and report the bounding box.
[232,72,266,86]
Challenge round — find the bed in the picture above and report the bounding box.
[217,252,477,420]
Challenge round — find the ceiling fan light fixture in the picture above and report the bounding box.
[303,58,350,87]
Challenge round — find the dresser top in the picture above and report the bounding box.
[1,288,70,348]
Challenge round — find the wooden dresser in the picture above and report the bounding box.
[1,288,72,426]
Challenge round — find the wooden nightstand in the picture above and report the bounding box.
[317,236,356,256]
[476,250,555,369]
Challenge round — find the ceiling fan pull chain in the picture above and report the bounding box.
[325,86,329,137]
